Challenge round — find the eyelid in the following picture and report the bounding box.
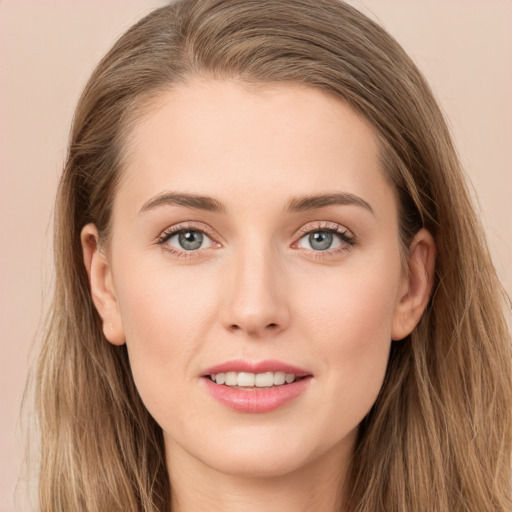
[291,221,356,257]
[157,221,221,249]
[293,220,354,241]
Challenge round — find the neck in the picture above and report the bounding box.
[165,436,353,512]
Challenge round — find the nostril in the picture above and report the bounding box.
[227,322,281,335]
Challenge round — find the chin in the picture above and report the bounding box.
[185,423,349,480]
[205,446,314,479]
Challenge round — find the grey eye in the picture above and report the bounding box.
[297,230,344,251]
[308,231,334,251]
[168,230,211,251]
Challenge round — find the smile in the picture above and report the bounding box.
[209,371,298,387]
[202,360,312,413]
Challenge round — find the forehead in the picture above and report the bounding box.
[115,80,394,222]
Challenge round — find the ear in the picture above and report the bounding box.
[392,228,436,341]
[81,223,125,346]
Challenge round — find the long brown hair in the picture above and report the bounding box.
[33,1,512,510]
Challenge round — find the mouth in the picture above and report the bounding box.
[207,371,306,389]
[201,360,313,413]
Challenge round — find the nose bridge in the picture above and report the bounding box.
[221,234,289,337]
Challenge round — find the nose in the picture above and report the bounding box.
[220,243,290,338]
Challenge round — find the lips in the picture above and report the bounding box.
[202,359,311,377]
[201,359,313,413]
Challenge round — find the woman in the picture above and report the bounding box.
[34,0,512,510]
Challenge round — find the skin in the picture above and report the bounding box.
[82,80,435,512]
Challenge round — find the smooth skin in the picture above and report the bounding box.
[82,80,435,512]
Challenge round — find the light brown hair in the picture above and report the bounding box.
[33,0,512,510]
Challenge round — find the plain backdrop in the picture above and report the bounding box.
[1,1,511,510]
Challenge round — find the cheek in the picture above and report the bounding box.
[299,252,401,348]
[115,246,223,334]
[295,253,402,412]
[112,260,218,410]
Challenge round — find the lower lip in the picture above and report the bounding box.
[203,377,311,413]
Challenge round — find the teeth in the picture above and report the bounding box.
[211,371,297,387]
[237,372,255,387]
[225,372,238,386]
[285,373,295,384]
[255,372,273,387]
[273,371,286,385]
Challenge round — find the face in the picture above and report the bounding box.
[84,80,432,480]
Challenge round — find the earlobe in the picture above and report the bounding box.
[81,223,125,346]
[391,228,436,341]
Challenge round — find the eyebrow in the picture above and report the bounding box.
[139,191,374,216]
[139,192,227,214]
[284,192,374,216]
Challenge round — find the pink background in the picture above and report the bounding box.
[1,1,511,510]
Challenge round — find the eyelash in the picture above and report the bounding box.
[156,222,219,260]
[294,222,356,258]
[156,221,356,260]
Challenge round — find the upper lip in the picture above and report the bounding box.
[202,359,311,378]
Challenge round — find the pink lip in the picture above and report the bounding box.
[201,359,313,413]
[202,359,311,378]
